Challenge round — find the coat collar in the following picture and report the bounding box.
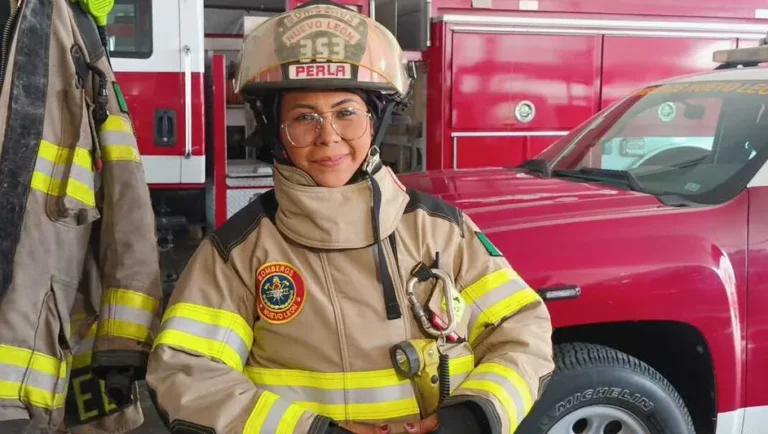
[272,163,410,249]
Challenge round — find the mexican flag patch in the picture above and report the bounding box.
[475,231,502,257]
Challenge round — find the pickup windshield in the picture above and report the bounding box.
[534,79,768,205]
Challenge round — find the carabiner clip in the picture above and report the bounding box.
[405,266,459,339]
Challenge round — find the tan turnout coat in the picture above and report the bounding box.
[147,162,555,434]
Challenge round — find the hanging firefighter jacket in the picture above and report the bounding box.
[0,0,162,432]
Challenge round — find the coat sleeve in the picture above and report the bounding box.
[443,214,555,434]
[145,238,336,434]
[87,51,163,392]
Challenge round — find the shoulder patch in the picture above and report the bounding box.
[404,189,464,236]
[210,189,278,261]
[475,231,503,257]
[113,82,130,114]
[256,262,307,324]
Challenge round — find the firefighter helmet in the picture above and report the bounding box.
[234,0,412,104]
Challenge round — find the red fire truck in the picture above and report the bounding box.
[398,43,768,433]
[105,1,768,432]
[107,0,768,236]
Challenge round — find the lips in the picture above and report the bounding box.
[312,154,349,167]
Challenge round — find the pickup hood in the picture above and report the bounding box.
[397,167,749,329]
[397,167,671,230]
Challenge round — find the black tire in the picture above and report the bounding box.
[516,342,696,434]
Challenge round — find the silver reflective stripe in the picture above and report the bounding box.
[468,279,530,327]
[33,156,94,189]
[163,317,250,365]
[255,381,415,405]
[261,396,292,432]
[0,363,66,394]
[74,337,94,356]
[100,130,137,147]
[469,371,526,423]
[102,305,154,329]
[449,371,471,392]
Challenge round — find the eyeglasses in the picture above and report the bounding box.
[281,107,372,148]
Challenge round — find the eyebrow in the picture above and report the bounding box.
[331,98,359,108]
[288,98,361,112]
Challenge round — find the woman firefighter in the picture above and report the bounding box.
[145,1,555,433]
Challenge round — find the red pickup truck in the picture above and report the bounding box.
[398,45,768,434]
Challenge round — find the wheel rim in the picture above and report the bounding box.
[545,404,652,434]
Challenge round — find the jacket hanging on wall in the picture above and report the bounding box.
[0,0,162,432]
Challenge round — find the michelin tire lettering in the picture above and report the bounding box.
[555,387,655,416]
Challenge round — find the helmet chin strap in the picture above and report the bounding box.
[346,100,394,184]
[357,101,402,320]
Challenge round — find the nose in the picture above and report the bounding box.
[315,117,341,146]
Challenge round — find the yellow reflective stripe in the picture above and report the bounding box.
[277,405,304,434]
[161,302,254,353]
[245,391,280,433]
[154,303,252,371]
[243,360,480,423]
[473,363,532,412]
[96,318,151,343]
[0,344,62,376]
[30,172,95,207]
[98,288,158,343]
[0,380,67,409]
[462,269,519,303]
[244,390,306,434]
[458,379,519,432]
[154,329,245,371]
[102,288,159,313]
[32,139,96,207]
[38,140,93,171]
[0,345,69,410]
[468,288,540,344]
[101,115,133,133]
[449,354,475,376]
[245,363,427,421]
[299,398,418,420]
[245,365,408,389]
[484,288,539,326]
[102,145,140,162]
[63,177,95,207]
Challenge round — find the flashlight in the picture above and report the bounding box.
[390,339,441,414]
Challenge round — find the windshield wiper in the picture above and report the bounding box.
[516,159,551,177]
[551,168,645,192]
[551,168,696,207]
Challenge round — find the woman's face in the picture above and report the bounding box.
[279,90,373,188]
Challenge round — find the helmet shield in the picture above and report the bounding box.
[235,3,410,98]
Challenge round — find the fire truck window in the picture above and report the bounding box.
[549,82,768,204]
[595,97,721,172]
[107,0,152,59]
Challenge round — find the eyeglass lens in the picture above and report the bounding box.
[284,108,369,147]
